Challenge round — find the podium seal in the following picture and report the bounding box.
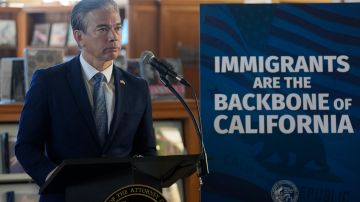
[271,180,299,202]
[104,184,167,202]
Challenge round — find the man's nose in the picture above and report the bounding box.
[108,28,120,41]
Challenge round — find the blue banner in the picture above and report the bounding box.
[200,3,360,202]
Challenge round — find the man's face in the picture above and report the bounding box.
[79,8,122,63]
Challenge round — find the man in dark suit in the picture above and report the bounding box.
[15,0,156,201]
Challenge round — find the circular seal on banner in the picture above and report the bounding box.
[271,180,299,202]
[104,184,167,202]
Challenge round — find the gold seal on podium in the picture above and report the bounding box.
[104,184,167,202]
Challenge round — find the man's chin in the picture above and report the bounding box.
[106,52,120,60]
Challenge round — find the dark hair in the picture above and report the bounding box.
[71,0,119,33]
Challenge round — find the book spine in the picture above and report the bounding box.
[0,132,10,173]
[6,191,15,202]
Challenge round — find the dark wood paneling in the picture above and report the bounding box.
[128,0,159,58]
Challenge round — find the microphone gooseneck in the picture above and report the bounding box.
[140,50,209,177]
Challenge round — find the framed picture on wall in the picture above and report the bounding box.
[153,120,187,156]
[153,120,186,202]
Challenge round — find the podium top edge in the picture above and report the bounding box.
[59,154,200,167]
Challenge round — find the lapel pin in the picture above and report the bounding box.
[120,80,126,85]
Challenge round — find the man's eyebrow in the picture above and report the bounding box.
[96,24,110,28]
[96,23,122,28]
[114,23,122,27]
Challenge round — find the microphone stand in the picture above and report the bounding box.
[158,74,209,179]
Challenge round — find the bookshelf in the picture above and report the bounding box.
[20,6,78,57]
[0,100,201,201]
[1,1,206,97]
[1,5,126,58]
[0,6,78,58]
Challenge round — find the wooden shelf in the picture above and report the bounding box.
[0,99,197,122]
[0,103,23,123]
[22,6,73,13]
[0,45,16,50]
[0,173,33,184]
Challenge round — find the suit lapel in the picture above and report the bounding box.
[66,56,101,149]
[103,66,126,151]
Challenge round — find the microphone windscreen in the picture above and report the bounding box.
[140,50,154,65]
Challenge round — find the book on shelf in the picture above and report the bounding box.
[0,19,16,47]
[1,191,14,202]
[115,57,141,77]
[141,58,185,100]
[11,59,25,102]
[0,58,25,102]
[31,23,51,46]
[8,136,25,174]
[0,132,9,174]
[49,22,68,47]
[113,54,126,70]
[14,193,38,202]
[66,25,78,47]
[0,58,12,101]
[125,58,142,78]
[1,191,38,202]
[24,48,64,91]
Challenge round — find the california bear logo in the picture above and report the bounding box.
[242,129,340,181]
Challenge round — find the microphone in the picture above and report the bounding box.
[141,51,190,86]
[142,51,209,177]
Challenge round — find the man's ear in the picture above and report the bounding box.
[73,30,84,48]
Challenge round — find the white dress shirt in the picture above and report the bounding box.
[79,54,115,131]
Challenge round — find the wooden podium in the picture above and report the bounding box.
[40,155,199,202]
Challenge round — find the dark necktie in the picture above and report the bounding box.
[92,73,108,146]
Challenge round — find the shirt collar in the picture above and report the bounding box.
[80,53,113,83]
